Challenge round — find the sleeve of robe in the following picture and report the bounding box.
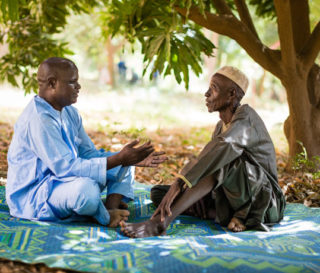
[76,115,134,200]
[28,113,106,186]
[180,110,257,187]
[77,112,134,187]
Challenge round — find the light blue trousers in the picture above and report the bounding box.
[46,167,135,225]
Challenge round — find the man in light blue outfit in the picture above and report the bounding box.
[6,57,166,227]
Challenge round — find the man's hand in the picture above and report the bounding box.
[119,140,154,166]
[135,151,168,167]
[151,179,183,222]
[107,140,154,169]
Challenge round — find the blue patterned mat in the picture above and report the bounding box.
[0,183,319,273]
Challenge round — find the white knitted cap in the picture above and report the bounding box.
[215,66,249,93]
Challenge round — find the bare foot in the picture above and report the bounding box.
[227,217,246,232]
[120,218,167,238]
[108,209,130,228]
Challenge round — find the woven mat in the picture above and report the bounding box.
[0,183,319,272]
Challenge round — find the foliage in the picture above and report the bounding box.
[0,0,318,92]
[54,12,106,71]
[106,0,215,89]
[0,0,217,90]
[292,141,320,180]
[249,0,275,19]
[0,0,101,93]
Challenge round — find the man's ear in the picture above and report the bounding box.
[48,77,57,89]
[229,87,236,98]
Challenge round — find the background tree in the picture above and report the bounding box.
[105,0,320,161]
[0,0,99,93]
[0,0,319,161]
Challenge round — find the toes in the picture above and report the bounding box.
[122,227,136,238]
[228,217,246,232]
[127,230,137,238]
[119,222,137,238]
[120,220,126,228]
[121,227,130,237]
[227,221,235,230]
[119,209,130,217]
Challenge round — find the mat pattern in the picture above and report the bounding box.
[0,183,319,273]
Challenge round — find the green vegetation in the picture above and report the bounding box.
[1,0,319,160]
[292,141,320,180]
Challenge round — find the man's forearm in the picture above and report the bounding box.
[107,153,123,170]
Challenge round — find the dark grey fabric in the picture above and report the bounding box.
[175,104,285,230]
[151,185,170,207]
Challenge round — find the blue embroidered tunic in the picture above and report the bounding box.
[6,96,134,224]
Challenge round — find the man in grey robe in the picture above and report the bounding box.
[121,66,286,237]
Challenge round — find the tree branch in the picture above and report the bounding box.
[234,0,259,39]
[273,0,296,70]
[290,0,310,52]
[302,21,320,68]
[211,0,233,15]
[175,6,282,77]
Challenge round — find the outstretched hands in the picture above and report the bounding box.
[118,140,155,167]
[151,179,183,222]
[135,151,168,167]
[107,139,155,170]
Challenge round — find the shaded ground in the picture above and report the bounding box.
[0,121,319,272]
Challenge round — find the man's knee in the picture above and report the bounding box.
[72,179,100,215]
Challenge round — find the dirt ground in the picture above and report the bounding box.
[0,121,319,272]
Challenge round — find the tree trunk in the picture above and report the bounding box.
[105,37,115,87]
[283,64,320,159]
[176,2,320,161]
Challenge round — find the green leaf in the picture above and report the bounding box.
[8,0,19,21]
[7,73,19,87]
[1,0,7,21]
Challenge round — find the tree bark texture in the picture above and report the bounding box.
[283,65,320,158]
[106,37,115,87]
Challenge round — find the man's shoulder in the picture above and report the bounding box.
[236,104,270,137]
[64,105,81,124]
[64,105,80,116]
[15,96,38,125]
[235,104,262,121]
[18,96,61,129]
[31,96,61,125]
[236,104,254,114]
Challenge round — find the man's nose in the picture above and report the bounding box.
[76,83,81,90]
[205,90,210,97]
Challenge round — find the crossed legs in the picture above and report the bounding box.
[47,177,129,227]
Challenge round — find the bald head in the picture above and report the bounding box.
[37,57,77,93]
[36,57,80,111]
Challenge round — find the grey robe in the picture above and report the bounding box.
[180,104,285,230]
